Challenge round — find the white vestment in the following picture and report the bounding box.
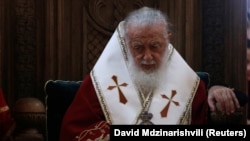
[91,21,200,125]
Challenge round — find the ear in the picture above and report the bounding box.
[168,32,173,41]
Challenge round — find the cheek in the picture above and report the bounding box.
[153,53,165,63]
[130,51,142,63]
[133,55,143,64]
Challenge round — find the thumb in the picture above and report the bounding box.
[207,99,216,112]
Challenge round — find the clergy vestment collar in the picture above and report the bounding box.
[91,21,200,125]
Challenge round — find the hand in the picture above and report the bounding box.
[207,85,240,115]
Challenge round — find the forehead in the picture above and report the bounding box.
[127,22,166,30]
[126,23,167,38]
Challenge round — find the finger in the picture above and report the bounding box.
[229,89,240,108]
[212,90,225,112]
[227,89,240,114]
[221,92,233,115]
[207,97,216,111]
[222,89,239,115]
[217,93,227,112]
[207,90,221,112]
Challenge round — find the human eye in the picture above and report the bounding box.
[150,41,161,49]
[131,42,143,50]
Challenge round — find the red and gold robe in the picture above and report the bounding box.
[60,21,208,141]
[59,75,208,141]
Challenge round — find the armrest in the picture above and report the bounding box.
[208,107,245,124]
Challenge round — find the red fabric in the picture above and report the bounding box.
[0,88,15,141]
[60,75,108,141]
[60,74,208,141]
[191,80,208,124]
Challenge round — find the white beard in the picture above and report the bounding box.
[127,47,170,97]
[129,66,159,96]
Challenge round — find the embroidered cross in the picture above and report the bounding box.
[160,90,179,117]
[107,75,128,104]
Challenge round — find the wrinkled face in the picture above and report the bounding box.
[125,23,170,72]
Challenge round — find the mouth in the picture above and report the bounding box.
[141,64,156,71]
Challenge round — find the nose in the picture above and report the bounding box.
[143,48,153,61]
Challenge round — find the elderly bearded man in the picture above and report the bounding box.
[59,7,244,141]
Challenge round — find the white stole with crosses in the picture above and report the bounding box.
[91,21,200,125]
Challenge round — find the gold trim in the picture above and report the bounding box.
[179,76,200,124]
[117,21,128,61]
[91,70,112,124]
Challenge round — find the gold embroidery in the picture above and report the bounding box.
[76,121,110,141]
[91,70,112,124]
[179,76,200,124]
[117,23,128,61]
[135,91,154,124]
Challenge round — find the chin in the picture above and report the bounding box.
[142,68,156,74]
